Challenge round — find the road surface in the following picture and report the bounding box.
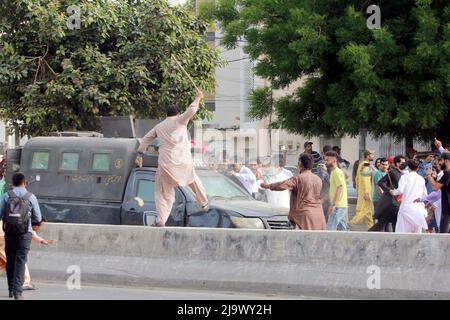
[0,280,323,300]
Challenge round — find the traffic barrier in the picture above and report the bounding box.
[30,223,450,299]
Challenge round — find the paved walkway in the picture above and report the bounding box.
[0,280,324,300]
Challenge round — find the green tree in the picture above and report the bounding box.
[0,0,222,136]
[202,0,450,143]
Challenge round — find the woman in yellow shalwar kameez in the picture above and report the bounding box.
[350,150,376,229]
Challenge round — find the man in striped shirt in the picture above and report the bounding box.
[304,141,323,175]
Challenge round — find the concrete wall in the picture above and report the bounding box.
[30,223,450,299]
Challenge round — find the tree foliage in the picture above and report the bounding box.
[0,0,222,136]
[203,0,450,142]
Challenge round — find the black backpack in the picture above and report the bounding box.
[2,191,32,235]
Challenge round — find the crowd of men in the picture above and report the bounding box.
[204,138,450,234]
[350,138,450,234]
[205,141,352,231]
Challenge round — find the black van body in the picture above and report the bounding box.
[10,137,291,229]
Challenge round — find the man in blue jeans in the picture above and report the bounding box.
[324,151,349,231]
[0,173,42,300]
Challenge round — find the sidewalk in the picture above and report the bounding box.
[0,279,318,300]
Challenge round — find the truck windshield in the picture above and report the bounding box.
[195,174,249,200]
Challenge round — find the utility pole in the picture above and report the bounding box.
[268,88,273,156]
[359,128,367,159]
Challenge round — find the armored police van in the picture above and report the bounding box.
[6,132,291,230]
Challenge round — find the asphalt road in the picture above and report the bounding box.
[0,280,322,300]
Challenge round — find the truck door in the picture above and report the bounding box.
[121,170,187,226]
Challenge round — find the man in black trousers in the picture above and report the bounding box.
[0,173,42,300]
[369,155,406,232]
[428,152,450,233]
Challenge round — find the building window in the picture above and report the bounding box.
[31,152,50,170]
[61,153,80,171]
[92,154,111,172]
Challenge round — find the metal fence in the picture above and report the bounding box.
[376,135,429,158]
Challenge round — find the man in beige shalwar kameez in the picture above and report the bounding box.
[136,91,208,226]
[261,153,326,230]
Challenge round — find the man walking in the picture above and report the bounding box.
[352,159,360,189]
[324,151,348,231]
[390,160,428,233]
[228,161,259,196]
[349,150,375,229]
[0,169,5,199]
[333,146,350,169]
[372,158,389,210]
[136,90,208,226]
[304,141,322,175]
[370,155,406,232]
[428,152,450,233]
[248,159,263,181]
[0,173,42,299]
[418,153,435,194]
[261,153,325,230]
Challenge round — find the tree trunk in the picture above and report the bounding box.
[268,88,273,156]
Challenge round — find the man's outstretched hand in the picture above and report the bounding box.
[435,137,442,149]
[260,182,270,189]
[434,137,449,153]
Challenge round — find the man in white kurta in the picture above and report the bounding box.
[136,91,208,226]
[260,157,292,209]
[390,161,428,233]
[228,163,258,195]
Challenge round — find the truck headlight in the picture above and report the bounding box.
[229,216,265,229]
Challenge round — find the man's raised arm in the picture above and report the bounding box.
[427,171,444,192]
[178,90,204,126]
[135,127,157,168]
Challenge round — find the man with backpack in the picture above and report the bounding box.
[0,172,42,300]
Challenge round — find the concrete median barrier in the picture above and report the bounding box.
[29,223,450,299]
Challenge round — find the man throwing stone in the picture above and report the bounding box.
[135,90,208,226]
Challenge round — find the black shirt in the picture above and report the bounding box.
[310,151,323,174]
[438,170,450,216]
[378,168,402,194]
